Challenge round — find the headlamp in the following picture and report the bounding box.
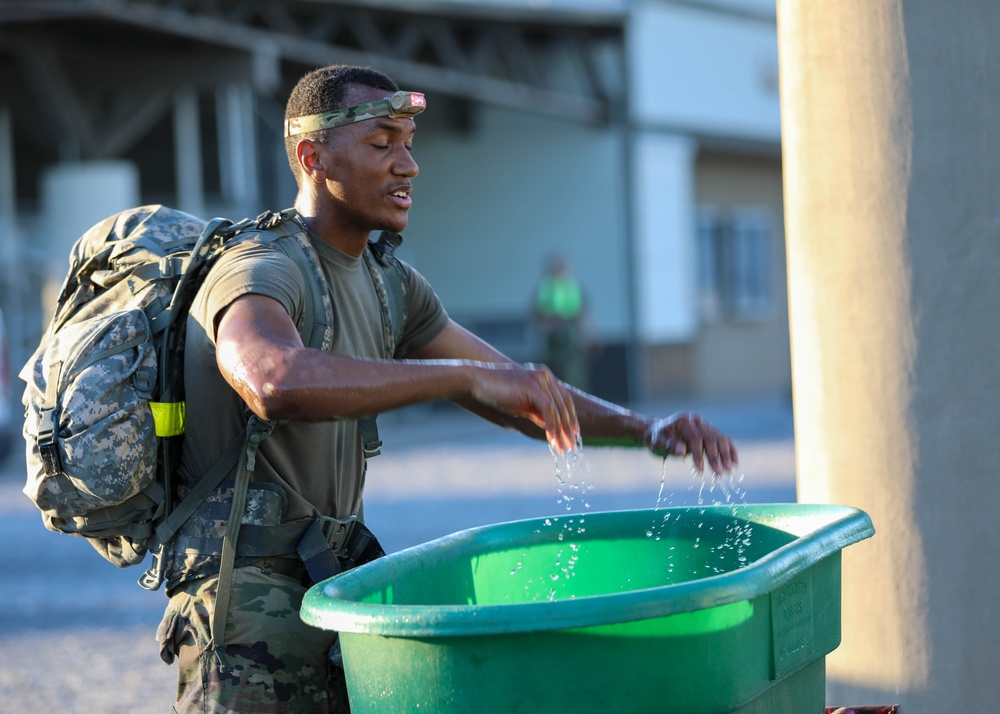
[285,91,426,137]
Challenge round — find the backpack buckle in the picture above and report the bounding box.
[36,407,62,476]
[369,231,403,266]
[39,442,62,476]
[295,515,359,584]
[138,544,166,591]
[316,515,358,556]
[358,416,382,458]
[255,208,297,231]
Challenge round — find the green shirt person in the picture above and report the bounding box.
[534,254,589,390]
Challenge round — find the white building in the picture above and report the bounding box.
[0,0,787,404]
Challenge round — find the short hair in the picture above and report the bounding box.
[283,65,399,183]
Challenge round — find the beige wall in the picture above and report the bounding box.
[695,152,790,398]
[643,151,790,399]
[779,0,1000,708]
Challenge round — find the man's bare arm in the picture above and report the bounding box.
[411,320,738,473]
[214,294,579,451]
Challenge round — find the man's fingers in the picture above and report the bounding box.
[654,413,739,475]
[716,438,737,473]
[529,367,578,454]
[685,426,705,472]
[555,384,579,451]
[548,392,579,453]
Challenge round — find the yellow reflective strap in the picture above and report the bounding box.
[150,401,186,437]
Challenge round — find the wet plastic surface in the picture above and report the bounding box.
[302,504,875,713]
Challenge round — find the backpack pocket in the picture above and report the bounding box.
[21,308,159,524]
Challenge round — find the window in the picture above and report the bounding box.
[697,206,773,322]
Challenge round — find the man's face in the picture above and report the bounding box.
[317,84,419,236]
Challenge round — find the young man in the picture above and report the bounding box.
[157,64,737,713]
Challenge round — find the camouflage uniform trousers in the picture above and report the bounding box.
[157,564,348,713]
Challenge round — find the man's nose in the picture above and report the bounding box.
[393,150,418,177]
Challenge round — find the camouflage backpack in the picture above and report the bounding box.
[20,204,406,591]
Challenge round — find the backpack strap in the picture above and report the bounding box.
[181,210,334,670]
[358,231,410,457]
[234,210,335,352]
[137,216,246,592]
[183,213,408,666]
[208,415,276,673]
[252,218,410,458]
[365,230,408,353]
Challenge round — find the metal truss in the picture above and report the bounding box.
[1,0,624,149]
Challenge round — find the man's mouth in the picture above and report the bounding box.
[389,187,412,208]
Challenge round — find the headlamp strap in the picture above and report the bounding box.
[285,91,426,137]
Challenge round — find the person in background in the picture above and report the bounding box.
[533,252,590,391]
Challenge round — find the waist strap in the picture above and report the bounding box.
[174,515,385,584]
[296,516,385,585]
[173,521,310,558]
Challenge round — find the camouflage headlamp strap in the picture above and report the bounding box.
[284,90,426,137]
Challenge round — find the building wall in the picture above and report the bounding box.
[627,0,784,399]
[628,0,781,142]
[693,151,790,398]
[403,0,788,400]
[403,103,630,348]
[7,0,790,405]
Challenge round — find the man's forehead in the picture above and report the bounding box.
[285,86,425,137]
[343,83,389,104]
[360,117,416,134]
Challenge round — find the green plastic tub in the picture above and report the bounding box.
[301,504,874,713]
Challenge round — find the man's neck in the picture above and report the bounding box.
[293,197,369,257]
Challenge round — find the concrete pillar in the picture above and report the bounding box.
[216,81,259,217]
[0,106,17,257]
[631,132,698,344]
[0,105,27,380]
[40,161,140,311]
[778,0,1000,709]
[173,86,205,217]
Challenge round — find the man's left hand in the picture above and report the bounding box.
[644,413,739,475]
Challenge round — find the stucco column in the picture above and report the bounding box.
[40,161,140,309]
[778,0,1000,709]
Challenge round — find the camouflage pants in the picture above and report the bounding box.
[157,565,347,713]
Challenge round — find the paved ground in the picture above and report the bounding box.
[0,396,796,712]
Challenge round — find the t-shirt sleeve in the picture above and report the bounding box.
[396,261,449,357]
[194,242,306,344]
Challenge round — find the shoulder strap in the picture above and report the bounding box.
[355,231,410,457]
[365,230,409,354]
[240,210,335,352]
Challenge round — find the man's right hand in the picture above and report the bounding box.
[467,361,580,453]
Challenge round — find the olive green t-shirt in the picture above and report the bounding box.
[176,233,448,528]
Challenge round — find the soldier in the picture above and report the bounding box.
[533,253,591,390]
[157,64,738,713]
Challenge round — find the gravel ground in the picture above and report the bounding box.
[0,397,795,713]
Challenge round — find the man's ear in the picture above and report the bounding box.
[297,139,327,183]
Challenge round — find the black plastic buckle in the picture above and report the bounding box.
[255,209,296,232]
[138,545,166,591]
[317,515,358,556]
[37,408,62,476]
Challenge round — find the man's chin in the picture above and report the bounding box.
[380,216,409,234]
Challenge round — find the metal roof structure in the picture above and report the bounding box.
[1,0,624,178]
